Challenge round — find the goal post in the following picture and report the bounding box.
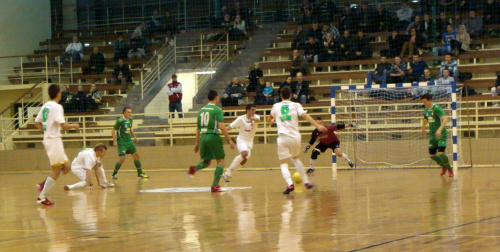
[330,81,460,178]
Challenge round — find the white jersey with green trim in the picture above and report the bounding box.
[270,101,305,138]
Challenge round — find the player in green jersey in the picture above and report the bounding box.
[421,93,453,177]
[188,90,235,192]
[111,107,149,179]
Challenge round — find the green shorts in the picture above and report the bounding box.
[117,140,137,156]
[428,132,448,149]
[200,134,225,160]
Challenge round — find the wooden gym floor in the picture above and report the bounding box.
[1,168,500,251]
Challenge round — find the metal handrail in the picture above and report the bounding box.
[192,32,228,70]
[0,82,42,116]
[140,39,176,99]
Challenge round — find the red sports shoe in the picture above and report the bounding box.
[188,166,196,176]
[37,197,54,205]
[211,185,222,192]
[448,169,454,177]
[440,168,446,176]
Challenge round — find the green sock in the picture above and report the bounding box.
[212,165,224,187]
[134,160,143,174]
[195,161,209,171]
[430,155,444,167]
[112,162,122,176]
[438,154,452,169]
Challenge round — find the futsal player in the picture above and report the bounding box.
[188,90,235,192]
[303,116,354,173]
[34,84,80,205]
[421,93,453,177]
[221,103,260,182]
[111,107,149,179]
[267,86,326,194]
[64,143,114,190]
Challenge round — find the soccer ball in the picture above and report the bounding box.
[292,172,302,184]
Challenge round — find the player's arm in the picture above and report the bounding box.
[266,114,275,125]
[422,118,428,135]
[130,128,138,143]
[436,115,448,138]
[34,122,44,132]
[61,123,80,130]
[301,113,326,132]
[112,129,118,146]
[218,121,235,149]
[194,128,200,153]
[225,126,232,132]
[85,169,93,190]
[304,131,317,152]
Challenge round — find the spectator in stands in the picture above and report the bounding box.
[59,36,83,65]
[396,1,413,31]
[353,30,372,60]
[433,24,457,56]
[382,29,404,58]
[231,14,247,39]
[388,56,407,83]
[340,4,356,32]
[114,34,128,61]
[71,85,87,112]
[162,11,178,35]
[452,13,463,32]
[436,12,451,38]
[453,25,471,54]
[407,15,424,36]
[87,83,102,112]
[321,24,333,42]
[308,22,323,42]
[290,49,306,77]
[401,27,425,58]
[134,21,149,38]
[128,31,146,66]
[220,5,229,23]
[247,62,263,93]
[316,0,336,23]
[422,13,437,43]
[374,3,391,32]
[438,0,456,14]
[484,0,499,25]
[357,2,374,32]
[407,54,429,82]
[254,78,267,105]
[322,32,341,63]
[463,10,482,39]
[166,74,183,118]
[262,81,275,105]
[437,68,455,85]
[59,85,71,106]
[339,30,355,61]
[277,76,293,102]
[222,13,232,31]
[292,25,308,50]
[150,10,162,33]
[419,68,435,82]
[111,59,132,94]
[299,0,314,24]
[292,72,309,104]
[304,36,322,64]
[367,55,392,85]
[440,53,459,80]
[221,77,244,107]
[232,1,251,23]
[457,0,476,12]
[490,73,500,107]
[84,47,105,76]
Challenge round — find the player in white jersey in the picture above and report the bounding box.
[221,104,260,182]
[34,84,80,205]
[64,143,115,190]
[267,86,326,194]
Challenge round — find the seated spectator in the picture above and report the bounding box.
[321,24,331,42]
[321,32,341,62]
[353,30,372,60]
[232,1,251,24]
[128,31,146,64]
[340,4,356,32]
[71,85,87,112]
[396,1,413,31]
[381,29,404,58]
[59,85,71,107]
[388,56,407,83]
[59,36,83,65]
[290,49,306,77]
[113,34,128,61]
[254,78,267,105]
[367,56,391,85]
[87,83,102,111]
[483,0,499,25]
[339,30,355,61]
[453,25,471,54]
[433,24,456,56]
[463,10,482,39]
[422,13,437,43]
[277,76,293,102]
[436,68,455,84]
[230,14,247,40]
[436,12,450,38]
[161,11,178,35]
[374,4,392,32]
[401,28,425,58]
[221,13,232,31]
[357,2,374,32]
[406,15,424,36]
[440,53,459,80]
[83,47,105,76]
[292,72,309,104]
[134,21,150,38]
[149,10,162,33]
[303,36,322,64]
[262,81,275,105]
[247,62,263,93]
[292,25,308,50]
[490,73,500,107]
[299,0,314,24]
[407,54,429,82]
[111,59,132,93]
[221,77,244,107]
[308,22,323,43]
[419,68,435,82]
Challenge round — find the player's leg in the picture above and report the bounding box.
[37,165,61,205]
[210,135,225,192]
[428,136,447,176]
[61,161,71,175]
[437,136,453,176]
[189,134,212,176]
[290,138,312,189]
[333,142,353,168]
[64,167,87,190]
[278,136,298,194]
[112,155,126,179]
[131,148,149,178]
[223,140,251,182]
[308,143,327,173]
[37,139,68,205]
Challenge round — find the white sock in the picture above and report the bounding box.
[227,155,244,177]
[342,153,351,163]
[68,181,87,190]
[309,158,316,169]
[97,165,109,184]
[39,177,56,199]
[291,158,309,184]
[280,164,293,186]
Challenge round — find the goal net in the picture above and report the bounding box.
[331,83,463,170]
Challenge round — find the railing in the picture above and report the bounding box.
[140,39,176,99]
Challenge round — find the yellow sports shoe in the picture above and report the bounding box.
[137,173,149,179]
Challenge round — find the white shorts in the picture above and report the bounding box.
[277,134,301,160]
[237,139,253,158]
[71,166,88,181]
[43,138,69,166]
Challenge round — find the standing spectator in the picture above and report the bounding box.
[59,36,83,65]
[134,21,149,38]
[463,10,482,39]
[290,49,306,77]
[221,77,244,107]
[231,14,247,39]
[71,85,87,112]
[339,30,355,61]
[357,2,374,32]
[166,74,183,118]
[433,24,457,56]
[292,72,310,104]
[83,47,105,76]
[353,30,372,60]
[303,37,322,64]
[111,59,132,94]
[367,56,392,85]
[299,0,314,24]
[381,29,404,58]
[436,12,451,38]
[322,32,341,62]
[400,28,425,58]
[87,83,102,111]
[247,63,263,93]
[408,54,429,82]
[388,56,407,83]
[340,4,356,32]
[162,11,178,35]
[396,1,413,31]
[422,13,437,43]
[483,0,499,25]
[374,4,391,32]
[308,22,323,42]
[149,10,162,33]
[292,25,308,50]
[262,81,275,105]
[128,31,146,65]
[436,68,455,84]
[277,76,293,102]
[454,25,471,54]
[113,34,128,61]
[440,53,459,80]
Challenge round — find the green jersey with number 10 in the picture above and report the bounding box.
[270,101,306,138]
[198,104,224,134]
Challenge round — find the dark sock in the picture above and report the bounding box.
[430,155,443,167]
[438,154,452,169]
[195,161,209,171]
[212,165,224,187]
[112,162,122,176]
[134,160,143,174]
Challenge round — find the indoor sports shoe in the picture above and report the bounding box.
[37,197,54,206]
[63,185,70,191]
[283,185,295,194]
[188,166,196,176]
[306,168,315,174]
[211,185,222,192]
[448,169,454,177]
[348,161,354,168]
[137,173,149,179]
[440,167,446,176]
[305,183,314,190]
[221,173,231,182]
[112,175,118,179]
[103,182,115,187]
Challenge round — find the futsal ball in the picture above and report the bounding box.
[292,172,302,184]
